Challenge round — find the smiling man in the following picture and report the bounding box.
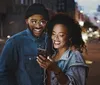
[0,3,50,85]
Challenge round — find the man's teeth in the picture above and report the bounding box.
[34,29,41,32]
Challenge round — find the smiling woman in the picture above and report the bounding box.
[37,13,89,85]
[51,24,68,50]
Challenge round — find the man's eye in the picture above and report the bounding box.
[31,21,36,24]
[40,21,43,25]
[40,20,47,25]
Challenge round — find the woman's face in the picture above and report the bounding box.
[51,24,68,49]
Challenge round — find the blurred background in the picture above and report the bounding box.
[0,0,100,85]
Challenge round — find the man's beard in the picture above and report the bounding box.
[28,26,45,38]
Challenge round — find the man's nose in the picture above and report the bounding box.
[35,23,41,28]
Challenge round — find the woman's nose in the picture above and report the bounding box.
[54,35,59,40]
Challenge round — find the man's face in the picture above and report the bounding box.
[26,14,47,37]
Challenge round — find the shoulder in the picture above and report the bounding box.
[68,50,88,67]
[8,30,27,41]
[11,30,27,39]
[71,51,84,62]
[5,30,27,45]
[69,50,84,62]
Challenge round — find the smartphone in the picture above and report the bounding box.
[37,48,47,58]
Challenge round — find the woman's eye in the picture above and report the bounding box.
[52,32,55,36]
[51,33,56,38]
[59,35,64,37]
[52,33,54,35]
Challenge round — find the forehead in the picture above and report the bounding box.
[28,14,44,20]
[53,24,68,33]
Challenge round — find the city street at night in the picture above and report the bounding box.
[85,42,100,85]
[0,38,100,85]
[0,0,100,85]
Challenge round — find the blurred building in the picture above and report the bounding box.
[97,5,100,12]
[0,0,6,37]
[0,0,28,37]
[0,0,76,38]
[57,0,75,18]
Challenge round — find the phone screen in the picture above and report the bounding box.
[37,48,47,58]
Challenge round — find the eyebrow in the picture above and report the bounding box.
[52,31,66,34]
[30,18,44,20]
[30,19,36,21]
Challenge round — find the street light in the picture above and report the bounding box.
[89,27,93,32]
[7,35,11,39]
[78,20,84,26]
[82,32,88,43]
[80,10,83,13]
[96,20,100,23]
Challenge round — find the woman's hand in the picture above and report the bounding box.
[36,55,58,72]
[37,55,68,84]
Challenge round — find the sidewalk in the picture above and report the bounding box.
[0,38,100,85]
[85,43,100,85]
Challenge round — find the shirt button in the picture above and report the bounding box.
[29,57,32,60]
[39,45,42,47]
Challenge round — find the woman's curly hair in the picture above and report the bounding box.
[46,13,86,53]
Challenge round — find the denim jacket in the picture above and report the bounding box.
[51,49,88,85]
[0,28,51,85]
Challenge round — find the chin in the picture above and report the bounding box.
[33,31,44,37]
[33,33,41,37]
[54,46,59,49]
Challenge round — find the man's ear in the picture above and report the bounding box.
[25,19,28,24]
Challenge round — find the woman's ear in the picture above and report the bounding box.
[68,37,72,46]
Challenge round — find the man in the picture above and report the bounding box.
[0,3,51,85]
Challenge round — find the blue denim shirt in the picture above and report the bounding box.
[0,28,50,85]
[51,49,88,85]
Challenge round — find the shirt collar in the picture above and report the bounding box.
[59,49,71,60]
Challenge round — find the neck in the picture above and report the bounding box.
[53,46,69,61]
[57,46,69,56]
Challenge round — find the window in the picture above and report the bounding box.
[21,0,24,4]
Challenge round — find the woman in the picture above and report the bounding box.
[37,13,88,85]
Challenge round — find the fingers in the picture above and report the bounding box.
[37,55,54,70]
[36,55,47,69]
[47,56,53,62]
[37,56,44,63]
[36,58,47,69]
[38,55,47,61]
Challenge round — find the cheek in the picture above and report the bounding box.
[28,25,34,31]
[61,37,68,44]
[51,38,54,44]
[28,23,35,28]
[51,36,54,40]
[62,40,67,45]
